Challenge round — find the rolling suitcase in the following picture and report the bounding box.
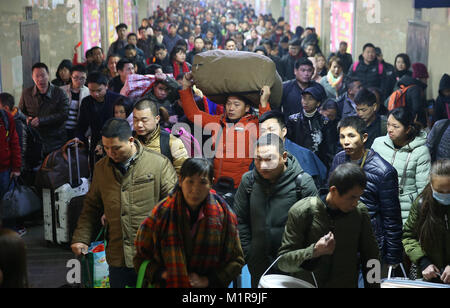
[44,142,90,245]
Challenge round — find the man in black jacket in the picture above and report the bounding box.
[329,116,403,275]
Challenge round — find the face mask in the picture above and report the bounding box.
[432,189,450,206]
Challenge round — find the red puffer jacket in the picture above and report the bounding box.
[180,88,271,188]
[0,110,21,173]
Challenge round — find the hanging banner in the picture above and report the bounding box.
[123,0,134,32]
[330,1,354,54]
[82,0,101,54]
[289,0,302,30]
[306,0,322,36]
[107,0,121,46]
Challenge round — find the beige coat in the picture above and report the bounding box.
[72,141,177,268]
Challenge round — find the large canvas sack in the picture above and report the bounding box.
[192,50,283,109]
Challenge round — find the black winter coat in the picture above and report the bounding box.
[330,149,403,265]
[347,56,389,100]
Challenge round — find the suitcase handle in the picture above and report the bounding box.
[387,263,408,279]
[67,142,82,187]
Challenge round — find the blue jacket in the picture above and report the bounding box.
[285,138,328,187]
[330,149,403,265]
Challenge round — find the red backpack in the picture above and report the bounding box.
[387,85,415,111]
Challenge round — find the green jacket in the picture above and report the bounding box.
[278,197,380,288]
[234,154,318,286]
[371,131,431,223]
[402,193,450,278]
[72,141,177,268]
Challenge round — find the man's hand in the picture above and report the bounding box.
[71,243,89,256]
[10,171,20,179]
[440,265,450,284]
[189,273,209,288]
[260,85,271,108]
[182,72,194,90]
[422,264,441,281]
[155,72,167,81]
[29,117,39,128]
[313,232,335,258]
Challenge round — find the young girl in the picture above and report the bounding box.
[402,159,450,284]
[134,158,244,288]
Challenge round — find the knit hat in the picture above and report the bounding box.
[412,62,429,79]
[302,84,327,103]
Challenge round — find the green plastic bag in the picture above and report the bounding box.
[81,228,110,288]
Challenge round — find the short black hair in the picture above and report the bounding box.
[133,97,159,117]
[117,58,133,71]
[101,118,132,142]
[255,133,285,156]
[288,39,301,47]
[354,88,377,107]
[86,71,108,86]
[337,116,367,137]
[362,43,376,52]
[180,158,214,183]
[113,97,131,117]
[328,162,367,195]
[0,92,15,110]
[32,62,49,74]
[71,64,87,75]
[295,58,314,70]
[116,23,128,32]
[127,33,138,40]
[259,110,286,130]
[154,43,167,52]
[146,64,162,75]
[124,44,137,51]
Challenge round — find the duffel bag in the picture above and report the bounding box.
[35,140,89,189]
[192,50,283,109]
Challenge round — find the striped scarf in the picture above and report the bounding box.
[327,70,344,90]
[135,188,240,288]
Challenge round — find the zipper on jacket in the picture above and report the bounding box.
[445,214,449,231]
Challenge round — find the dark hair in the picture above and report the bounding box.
[322,98,338,111]
[288,39,301,47]
[116,23,128,32]
[127,33,138,40]
[117,58,133,71]
[337,116,367,137]
[225,38,236,46]
[328,56,343,70]
[101,118,132,142]
[354,88,377,107]
[259,110,286,131]
[416,159,450,253]
[133,97,159,117]
[146,64,162,75]
[295,58,314,70]
[0,228,28,288]
[154,43,167,52]
[71,64,87,75]
[388,107,421,140]
[261,39,274,49]
[86,71,108,86]
[0,93,15,110]
[124,44,137,51]
[56,60,73,78]
[255,133,285,156]
[113,97,131,117]
[32,62,49,74]
[362,43,376,52]
[180,158,214,183]
[394,53,411,71]
[328,162,367,195]
[170,46,186,62]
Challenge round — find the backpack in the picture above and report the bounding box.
[245,171,305,201]
[387,85,415,111]
[429,119,450,161]
[171,126,202,158]
[159,129,173,162]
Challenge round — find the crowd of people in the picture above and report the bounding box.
[1,0,449,288]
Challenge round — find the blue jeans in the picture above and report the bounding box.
[109,267,137,288]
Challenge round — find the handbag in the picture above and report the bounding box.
[1,177,41,219]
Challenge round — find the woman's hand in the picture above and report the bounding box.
[189,272,209,288]
[422,264,441,281]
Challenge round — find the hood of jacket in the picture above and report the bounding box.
[398,75,427,90]
[253,153,303,192]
